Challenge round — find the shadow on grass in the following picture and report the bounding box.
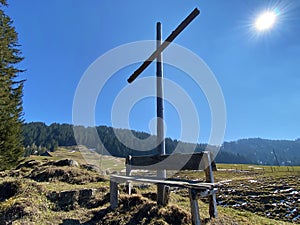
[60,207,113,225]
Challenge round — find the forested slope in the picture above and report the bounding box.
[23,122,300,165]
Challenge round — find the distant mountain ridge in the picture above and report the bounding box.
[221,138,300,166]
[23,122,300,165]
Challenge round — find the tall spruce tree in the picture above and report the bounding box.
[0,0,25,170]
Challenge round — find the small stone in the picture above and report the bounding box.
[54,159,79,167]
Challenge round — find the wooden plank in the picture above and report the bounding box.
[189,189,201,225]
[110,180,118,210]
[110,175,217,190]
[126,152,217,171]
[127,152,206,170]
[127,8,200,83]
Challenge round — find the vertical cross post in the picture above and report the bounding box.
[156,22,165,162]
[156,22,168,206]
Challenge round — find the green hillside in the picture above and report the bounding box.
[0,148,299,224]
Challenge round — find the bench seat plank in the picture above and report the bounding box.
[111,174,218,190]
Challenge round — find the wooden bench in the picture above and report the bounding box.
[110,151,218,225]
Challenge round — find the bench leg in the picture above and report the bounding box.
[203,152,218,218]
[189,189,201,225]
[110,180,118,210]
[208,192,218,218]
[126,181,132,195]
[157,184,169,206]
[126,164,132,194]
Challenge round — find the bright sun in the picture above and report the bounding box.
[255,11,277,31]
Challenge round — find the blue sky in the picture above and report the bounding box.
[5,0,300,143]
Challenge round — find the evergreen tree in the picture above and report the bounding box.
[0,0,25,170]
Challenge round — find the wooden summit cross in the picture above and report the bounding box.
[110,8,219,225]
[127,7,200,205]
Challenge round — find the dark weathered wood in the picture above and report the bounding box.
[156,22,165,157]
[208,192,218,218]
[189,189,201,225]
[126,152,217,171]
[204,152,218,218]
[156,22,167,206]
[157,183,169,206]
[110,180,118,210]
[127,8,200,83]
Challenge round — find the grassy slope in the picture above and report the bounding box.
[29,146,125,172]
[0,147,298,225]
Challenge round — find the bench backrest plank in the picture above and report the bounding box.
[126,152,217,171]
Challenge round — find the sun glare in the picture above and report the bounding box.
[255,11,277,31]
[242,1,293,40]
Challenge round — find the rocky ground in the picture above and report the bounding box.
[216,174,300,223]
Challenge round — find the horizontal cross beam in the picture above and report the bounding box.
[127,8,200,83]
